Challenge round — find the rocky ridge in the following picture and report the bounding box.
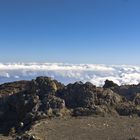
[0,77,140,139]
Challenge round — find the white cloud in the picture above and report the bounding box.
[0,63,140,86]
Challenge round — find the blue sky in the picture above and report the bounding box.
[0,0,140,65]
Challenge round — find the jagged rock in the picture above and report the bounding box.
[0,81,29,96]
[57,81,96,108]
[29,77,64,97]
[1,76,140,135]
[133,93,140,105]
[4,93,40,122]
[103,80,118,88]
[22,112,36,126]
[0,77,66,133]
[112,84,140,100]
[116,102,139,116]
[96,88,122,106]
[41,95,65,111]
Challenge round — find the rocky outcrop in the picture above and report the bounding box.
[0,77,140,135]
[133,93,140,105]
[0,80,29,96]
[116,102,139,116]
[103,80,118,88]
[57,82,96,108]
[0,77,65,134]
[105,83,140,100]
[95,88,122,106]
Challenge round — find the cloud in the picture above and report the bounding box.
[0,63,140,86]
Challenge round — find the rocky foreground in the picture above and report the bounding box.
[0,77,140,140]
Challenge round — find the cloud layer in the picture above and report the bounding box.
[0,63,140,86]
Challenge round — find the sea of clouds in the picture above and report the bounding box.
[0,63,140,86]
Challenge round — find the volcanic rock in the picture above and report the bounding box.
[103,80,119,88]
[0,76,140,135]
[57,81,96,108]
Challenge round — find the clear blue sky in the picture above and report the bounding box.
[0,0,140,65]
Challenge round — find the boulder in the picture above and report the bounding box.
[1,76,140,135]
[116,102,139,116]
[29,77,64,98]
[133,93,140,105]
[4,93,40,122]
[41,95,65,112]
[112,84,140,100]
[57,82,96,108]
[103,80,118,88]
[96,88,122,106]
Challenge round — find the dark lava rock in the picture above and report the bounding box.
[103,80,118,88]
[40,95,65,113]
[112,84,140,100]
[133,93,140,105]
[95,88,122,106]
[57,81,96,108]
[116,102,139,116]
[103,80,140,101]
[0,76,140,135]
[0,77,66,134]
[0,80,29,96]
[3,93,40,123]
[29,76,64,97]
[15,133,39,140]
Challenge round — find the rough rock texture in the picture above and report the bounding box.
[0,77,65,134]
[103,80,140,101]
[15,133,39,140]
[110,85,140,100]
[103,80,119,88]
[0,77,140,136]
[95,88,122,106]
[116,102,139,116]
[57,82,96,108]
[133,93,140,105]
[0,81,29,96]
